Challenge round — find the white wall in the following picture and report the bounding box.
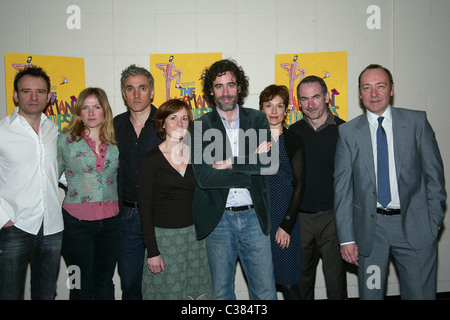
[1,0,449,299]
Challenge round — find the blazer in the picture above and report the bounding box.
[190,106,279,239]
[334,106,446,257]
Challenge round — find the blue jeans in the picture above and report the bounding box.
[205,208,277,300]
[0,224,62,300]
[117,207,145,300]
[62,209,120,300]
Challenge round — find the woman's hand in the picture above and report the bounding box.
[255,141,272,154]
[275,227,290,249]
[212,158,232,170]
[147,255,165,274]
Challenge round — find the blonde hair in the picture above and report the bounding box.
[64,87,118,145]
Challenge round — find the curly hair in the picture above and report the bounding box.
[201,59,249,106]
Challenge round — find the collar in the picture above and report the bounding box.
[82,132,107,148]
[302,109,336,131]
[217,105,240,129]
[10,106,21,122]
[10,106,48,126]
[366,105,392,127]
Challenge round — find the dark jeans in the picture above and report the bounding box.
[0,224,62,300]
[117,206,145,300]
[62,209,120,300]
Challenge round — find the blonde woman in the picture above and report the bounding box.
[58,87,120,300]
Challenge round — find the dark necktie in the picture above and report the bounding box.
[377,116,391,207]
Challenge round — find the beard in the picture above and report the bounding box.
[215,95,238,112]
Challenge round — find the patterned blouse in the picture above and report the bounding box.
[57,132,119,221]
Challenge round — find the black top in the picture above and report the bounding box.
[138,146,196,257]
[121,117,157,201]
[289,113,345,212]
[114,107,162,207]
[277,128,305,234]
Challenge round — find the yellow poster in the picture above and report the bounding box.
[150,53,222,119]
[4,53,85,131]
[275,51,347,125]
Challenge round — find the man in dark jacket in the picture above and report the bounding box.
[114,64,162,300]
[191,59,279,300]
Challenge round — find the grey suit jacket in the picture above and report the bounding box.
[334,106,446,257]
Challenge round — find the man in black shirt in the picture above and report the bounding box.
[289,75,347,300]
[114,65,162,300]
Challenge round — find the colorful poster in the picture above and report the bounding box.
[150,53,222,119]
[275,51,347,125]
[4,52,85,131]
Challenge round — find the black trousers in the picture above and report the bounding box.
[299,210,347,299]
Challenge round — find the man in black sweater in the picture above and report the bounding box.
[114,65,162,300]
[288,75,347,300]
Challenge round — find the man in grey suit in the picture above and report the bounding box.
[334,64,446,299]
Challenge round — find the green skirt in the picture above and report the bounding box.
[142,225,211,300]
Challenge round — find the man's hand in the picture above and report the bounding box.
[340,243,359,267]
[2,220,14,228]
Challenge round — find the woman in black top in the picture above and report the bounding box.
[139,99,211,300]
[259,85,305,300]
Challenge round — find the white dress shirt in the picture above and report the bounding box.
[366,106,401,209]
[218,106,253,208]
[0,107,63,235]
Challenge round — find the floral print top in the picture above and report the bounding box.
[57,132,119,221]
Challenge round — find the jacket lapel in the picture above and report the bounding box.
[391,107,407,178]
[354,115,376,186]
[210,107,233,160]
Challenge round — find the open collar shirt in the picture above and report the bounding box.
[0,107,63,235]
[218,105,253,207]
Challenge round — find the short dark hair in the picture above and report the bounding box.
[358,64,394,89]
[13,66,51,93]
[153,99,193,140]
[259,84,289,111]
[202,59,249,106]
[296,75,328,98]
